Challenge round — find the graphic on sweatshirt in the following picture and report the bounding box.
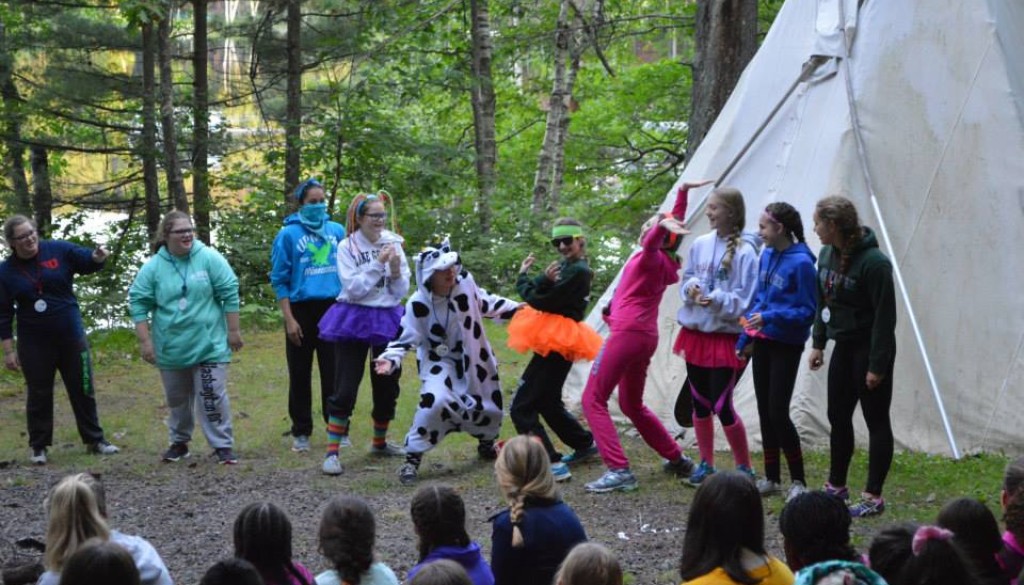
[308,240,332,267]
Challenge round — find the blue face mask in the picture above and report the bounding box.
[299,202,327,223]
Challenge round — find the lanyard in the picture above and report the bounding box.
[163,254,190,299]
[432,293,452,340]
[763,248,787,290]
[15,258,44,298]
[706,237,723,292]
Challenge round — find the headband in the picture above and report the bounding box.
[911,526,953,556]
[551,225,584,239]
[293,178,323,201]
[764,208,781,224]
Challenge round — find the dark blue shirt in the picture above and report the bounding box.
[0,240,103,340]
[489,498,588,585]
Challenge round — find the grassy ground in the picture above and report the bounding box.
[0,322,1011,573]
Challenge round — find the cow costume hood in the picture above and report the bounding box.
[414,239,460,295]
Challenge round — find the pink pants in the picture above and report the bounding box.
[582,329,682,470]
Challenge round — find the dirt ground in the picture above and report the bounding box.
[0,435,807,585]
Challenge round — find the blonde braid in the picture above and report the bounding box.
[509,493,526,548]
[495,436,558,550]
[711,187,746,276]
[720,228,741,275]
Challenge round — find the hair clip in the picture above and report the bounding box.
[911,525,953,555]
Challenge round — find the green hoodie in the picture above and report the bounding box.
[129,240,240,369]
[811,227,897,374]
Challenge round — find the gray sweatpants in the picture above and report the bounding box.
[160,363,234,449]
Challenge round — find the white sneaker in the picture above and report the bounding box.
[322,454,343,476]
[30,448,47,465]
[786,480,808,503]
[291,435,311,452]
[756,478,782,496]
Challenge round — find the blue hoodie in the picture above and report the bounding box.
[269,213,346,302]
[737,241,817,351]
[406,543,494,585]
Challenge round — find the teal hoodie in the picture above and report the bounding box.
[129,240,240,369]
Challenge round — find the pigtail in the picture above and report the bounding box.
[710,187,746,277]
[345,194,369,235]
[815,196,863,275]
[509,494,526,548]
[765,202,806,244]
[720,229,741,275]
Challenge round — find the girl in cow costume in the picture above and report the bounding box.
[375,239,519,484]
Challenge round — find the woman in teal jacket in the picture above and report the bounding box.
[129,210,244,464]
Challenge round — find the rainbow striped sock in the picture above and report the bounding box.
[372,419,389,449]
[326,416,347,456]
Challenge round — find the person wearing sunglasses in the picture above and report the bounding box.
[129,210,243,465]
[270,178,347,456]
[506,218,603,483]
[0,214,120,465]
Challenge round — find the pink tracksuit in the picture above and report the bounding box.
[581,187,690,470]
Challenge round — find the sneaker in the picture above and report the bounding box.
[585,468,638,493]
[824,481,850,501]
[291,435,311,452]
[338,435,352,448]
[477,440,499,461]
[687,460,716,486]
[322,453,343,476]
[29,448,47,465]
[786,480,808,503]
[757,478,782,496]
[370,442,406,458]
[662,455,695,478]
[398,462,418,485]
[736,464,757,482]
[87,440,120,455]
[214,448,238,465]
[162,442,190,462]
[849,494,886,518]
[551,462,572,482]
[561,442,599,465]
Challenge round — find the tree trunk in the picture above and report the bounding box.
[0,28,30,214]
[687,0,758,159]
[141,20,162,240]
[468,0,496,234]
[158,0,188,212]
[284,0,302,203]
[29,146,52,238]
[531,0,571,217]
[192,0,211,243]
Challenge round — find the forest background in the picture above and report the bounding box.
[0,0,784,329]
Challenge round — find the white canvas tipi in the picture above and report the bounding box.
[565,0,1024,455]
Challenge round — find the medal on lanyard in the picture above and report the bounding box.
[435,343,450,357]
[433,294,452,358]
[821,307,831,324]
[822,271,837,324]
[34,299,47,313]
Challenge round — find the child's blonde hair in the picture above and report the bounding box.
[556,542,623,585]
[710,187,746,275]
[44,473,111,571]
[494,435,557,548]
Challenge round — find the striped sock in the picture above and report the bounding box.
[372,419,389,449]
[326,416,346,456]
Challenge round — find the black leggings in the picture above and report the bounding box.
[328,340,400,422]
[679,364,743,426]
[752,339,805,483]
[827,338,894,496]
[285,299,336,436]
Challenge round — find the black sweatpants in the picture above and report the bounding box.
[752,339,805,483]
[328,340,400,423]
[20,333,105,449]
[827,338,895,496]
[285,299,336,437]
[510,351,593,462]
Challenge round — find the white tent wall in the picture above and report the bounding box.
[563,0,1024,455]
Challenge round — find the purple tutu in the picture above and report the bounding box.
[318,302,404,346]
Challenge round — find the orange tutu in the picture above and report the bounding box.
[507,306,603,361]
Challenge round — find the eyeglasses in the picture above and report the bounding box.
[12,230,37,242]
[364,213,387,221]
[550,236,580,248]
[170,228,195,236]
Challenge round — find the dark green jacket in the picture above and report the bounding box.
[516,257,592,322]
[811,227,897,373]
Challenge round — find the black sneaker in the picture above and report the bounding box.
[162,442,190,462]
[398,462,418,485]
[214,448,238,465]
[477,440,498,461]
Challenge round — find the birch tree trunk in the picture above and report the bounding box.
[284,0,302,202]
[687,0,757,159]
[468,0,496,234]
[158,0,188,212]
[141,20,162,240]
[531,0,571,216]
[192,0,211,243]
[29,146,52,237]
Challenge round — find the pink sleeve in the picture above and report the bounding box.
[672,185,690,218]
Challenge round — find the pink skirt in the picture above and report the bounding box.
[318,302,403,346]
[673,328,745,369]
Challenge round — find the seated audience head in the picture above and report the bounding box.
[58,539,140,585]
[494,435,557,547]
[233,502,305,585]
[936,497,1003,581]
[555,542,623,585]
[44,473,111,572]
[318,495,377,585]
[779,490,859,571]
[409,559,473,585]
[410,485,471,562]
[199,558,265,585]
[1002,456,1024,510]
[868,523,977,585]
[679,471,765,584]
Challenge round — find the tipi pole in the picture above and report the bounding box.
[837,4,961,459]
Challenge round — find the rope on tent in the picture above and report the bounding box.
[837,0,961,459]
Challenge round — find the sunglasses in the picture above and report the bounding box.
[550,236,580,248]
